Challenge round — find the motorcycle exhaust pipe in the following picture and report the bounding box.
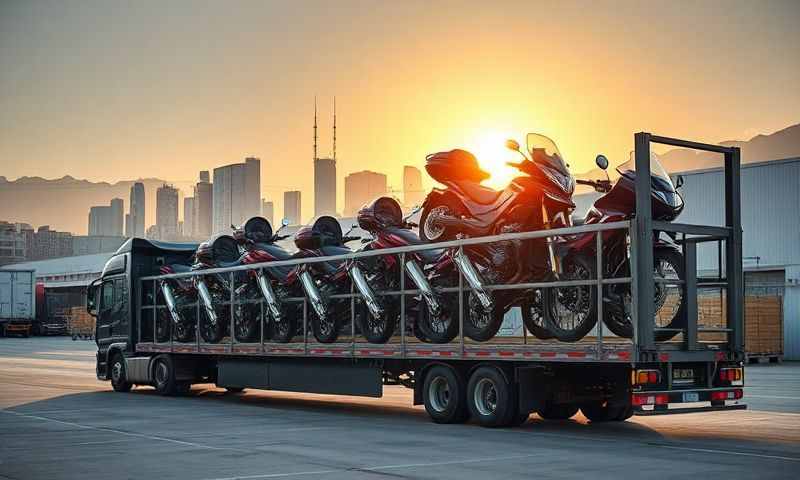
[255,270,283,321]
[160,281,183,325]
[196,278,218,325]
[299,270,328,320]
[452,249,494,310]
[349,264,384,319]
[404,260,442,316]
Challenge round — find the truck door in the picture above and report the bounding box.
[96,277,128,342]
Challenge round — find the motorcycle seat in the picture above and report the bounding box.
[452,181,503,205]
[253,242,293,260]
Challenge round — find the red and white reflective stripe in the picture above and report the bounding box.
[632,393,669,406]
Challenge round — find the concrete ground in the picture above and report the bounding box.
[0,337,797,480]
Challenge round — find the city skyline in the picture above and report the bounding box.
[3,1,798,225]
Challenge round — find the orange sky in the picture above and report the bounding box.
[1,0,798,222]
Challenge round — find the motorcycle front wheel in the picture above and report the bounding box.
[544,254,598,342]
[603,248,686,342]
[463,291,505,342]
[355,274,399,344]
[520,290,555,340]
[200,292,227,343]
[416,276,459,344]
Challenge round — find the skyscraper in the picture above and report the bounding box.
[262,199,274,226]
[195,178,212,238]
[183,197,195,238]
[110,198,124,236]
[314,158,337,216]
[403,166,424,208]
[88,198,124,236]
[124,213,131,237]
[156,184,179,240]
[199,170,210,183]
[212,158,261,234]
[129,182,145,238]
[283,191,301,225]
[344,170,387,216]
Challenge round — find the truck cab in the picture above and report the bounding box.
[87,238,197,381]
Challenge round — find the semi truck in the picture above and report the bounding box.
[88,134,747,426]
[0,269,36,337]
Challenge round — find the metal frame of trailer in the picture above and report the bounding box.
[94,132,746,423]
[131,133,744,365]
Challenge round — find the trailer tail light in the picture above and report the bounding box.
[710,389,743,401]
[631,393,669,406]
[632,369,661,385]
[718,367,743,383]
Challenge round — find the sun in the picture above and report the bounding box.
[465,131,521,190]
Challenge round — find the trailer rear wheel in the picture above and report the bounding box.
[423,365,468,424]
[153,356,179,396]
[580,401,630,422]
[467,366,515,427]
[110,354,132,393]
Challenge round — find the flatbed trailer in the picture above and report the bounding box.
[89,133,746,426]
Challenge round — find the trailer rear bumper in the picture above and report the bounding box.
[635,403,747,416]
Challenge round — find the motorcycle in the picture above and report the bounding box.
[293,216,361,344]
[192,234,243,343]
[550,151,686,342]
[230,217,294,343]
[156,261,196,343]
[419,133,575,342]
[351,197,447,343]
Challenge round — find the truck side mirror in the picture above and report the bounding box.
[86,279,100,317]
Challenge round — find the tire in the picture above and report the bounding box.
[580,401,630,423]
[463,292,505,342]
[537,402,579,420]
[603,248,686,342]
[521,290,555,339]
[356,273,399,344]
[419,197,462,243]
[310,310,339,344]
[234,294,262,343]
[544,254,598,342]
[152,356,178,396]
[174,321,195,343]
[110,353,132,392]
[270,300,299,343]
[200,304,226,344]
[156,311,172,343]
[467,366,515,428]
[416,275,459,344]
[422,365,469,424]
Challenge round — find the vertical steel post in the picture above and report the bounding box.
[230,271,235,349]
[196,276,201,350]
[350,276,356,354]
[725,147,744,354]
[260,273,265,351]
[400,252,406,357]
[634,132,655,351]
[458,246,465,357]
[136,279,142,345]
[629,219,640,361]
[684,240,698,351]
[152,279,157,344]
[303,300,308,354]
[595,231,604,359]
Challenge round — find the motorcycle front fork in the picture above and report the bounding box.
[196,278,218,325]
[349,264,384,319]
[160,281,183,325]
[299,270,328,321]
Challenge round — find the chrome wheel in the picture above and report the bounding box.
[423,206,450,241]
[473,377,498,416]
[111,361,123,383]
[155,361,169,387]
[428,376,451,413]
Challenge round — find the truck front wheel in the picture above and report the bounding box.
[110,354,132,392]
[423,365,468,424]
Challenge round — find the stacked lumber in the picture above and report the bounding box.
[697,294,782,355]
[67,306,95,334]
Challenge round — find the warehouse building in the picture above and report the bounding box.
[574,156,800,359]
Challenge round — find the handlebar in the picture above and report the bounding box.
[342,236,361,243]
[576,178,612,192]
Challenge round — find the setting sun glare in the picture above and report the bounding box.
[467,131,520,190]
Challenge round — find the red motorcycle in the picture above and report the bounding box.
[192,234,244,343]
[418,134,575,341]
[548,152,687,342]
[231,217,295,342]
[352,197,448,343]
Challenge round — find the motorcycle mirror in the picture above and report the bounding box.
[505,139,521,152]
[281,218,290,227]
[595,154,609,170]
[403,205,422,221]
[675,174,685,188]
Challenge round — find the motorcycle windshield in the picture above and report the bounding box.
[526,133,574,194]
[617,151,676,193]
